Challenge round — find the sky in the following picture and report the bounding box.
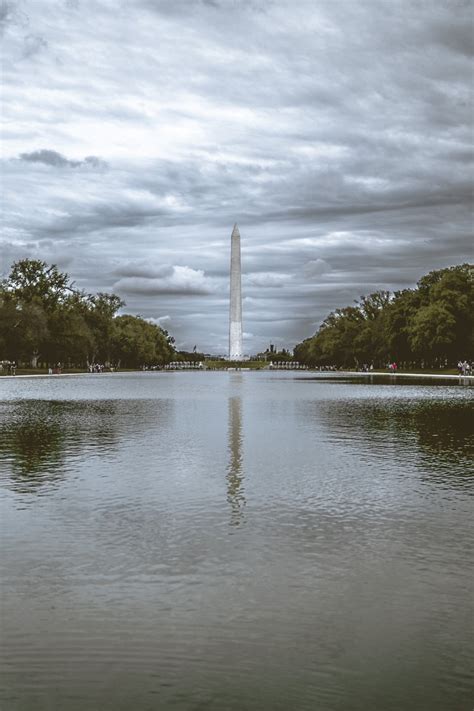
[1,0,473,354]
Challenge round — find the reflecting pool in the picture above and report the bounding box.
[0,372,473,710]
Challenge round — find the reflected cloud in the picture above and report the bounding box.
[226,395,246,526]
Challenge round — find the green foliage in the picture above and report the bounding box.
[0,259,176,368]
[294,264,473,368]
[111,315,175,368]
[6,259,70,308]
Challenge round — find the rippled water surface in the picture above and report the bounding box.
[0,372,473,711]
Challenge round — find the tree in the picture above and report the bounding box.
[86,293,125,364]
[6,259,71,308]
[0,259,176,369]
[293,264,473,369]
[408,303,457,366]
[111,315,174,368]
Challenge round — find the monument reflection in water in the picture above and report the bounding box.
[226,395,246,526]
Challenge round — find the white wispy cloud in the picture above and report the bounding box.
[113,266,213,296]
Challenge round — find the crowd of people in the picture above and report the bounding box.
[457,360,472,375]
[0,361,17,375]
[87,363,114,373]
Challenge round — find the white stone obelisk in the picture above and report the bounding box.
[229,223,243,360]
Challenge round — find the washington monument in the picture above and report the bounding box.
[229,224,243,360]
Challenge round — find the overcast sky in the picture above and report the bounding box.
[2,0,473,354]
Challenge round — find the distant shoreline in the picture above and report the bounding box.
[1,369,473,381]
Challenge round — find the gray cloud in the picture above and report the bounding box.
[22,32,47,57]
[19,149,107,169]
[113,266,214,296]
[0,0,28,34]
[303,259,330,279]
[1,0,473,353]
[0,1,14,29]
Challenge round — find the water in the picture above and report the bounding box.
[0,372,473,711]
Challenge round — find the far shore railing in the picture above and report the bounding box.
[163,361,308,370]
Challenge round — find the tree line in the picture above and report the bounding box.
[294,264,473,369]
[0,260,176,369]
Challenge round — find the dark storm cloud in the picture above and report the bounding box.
[19,149,107,169]
[1,0,473,353]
